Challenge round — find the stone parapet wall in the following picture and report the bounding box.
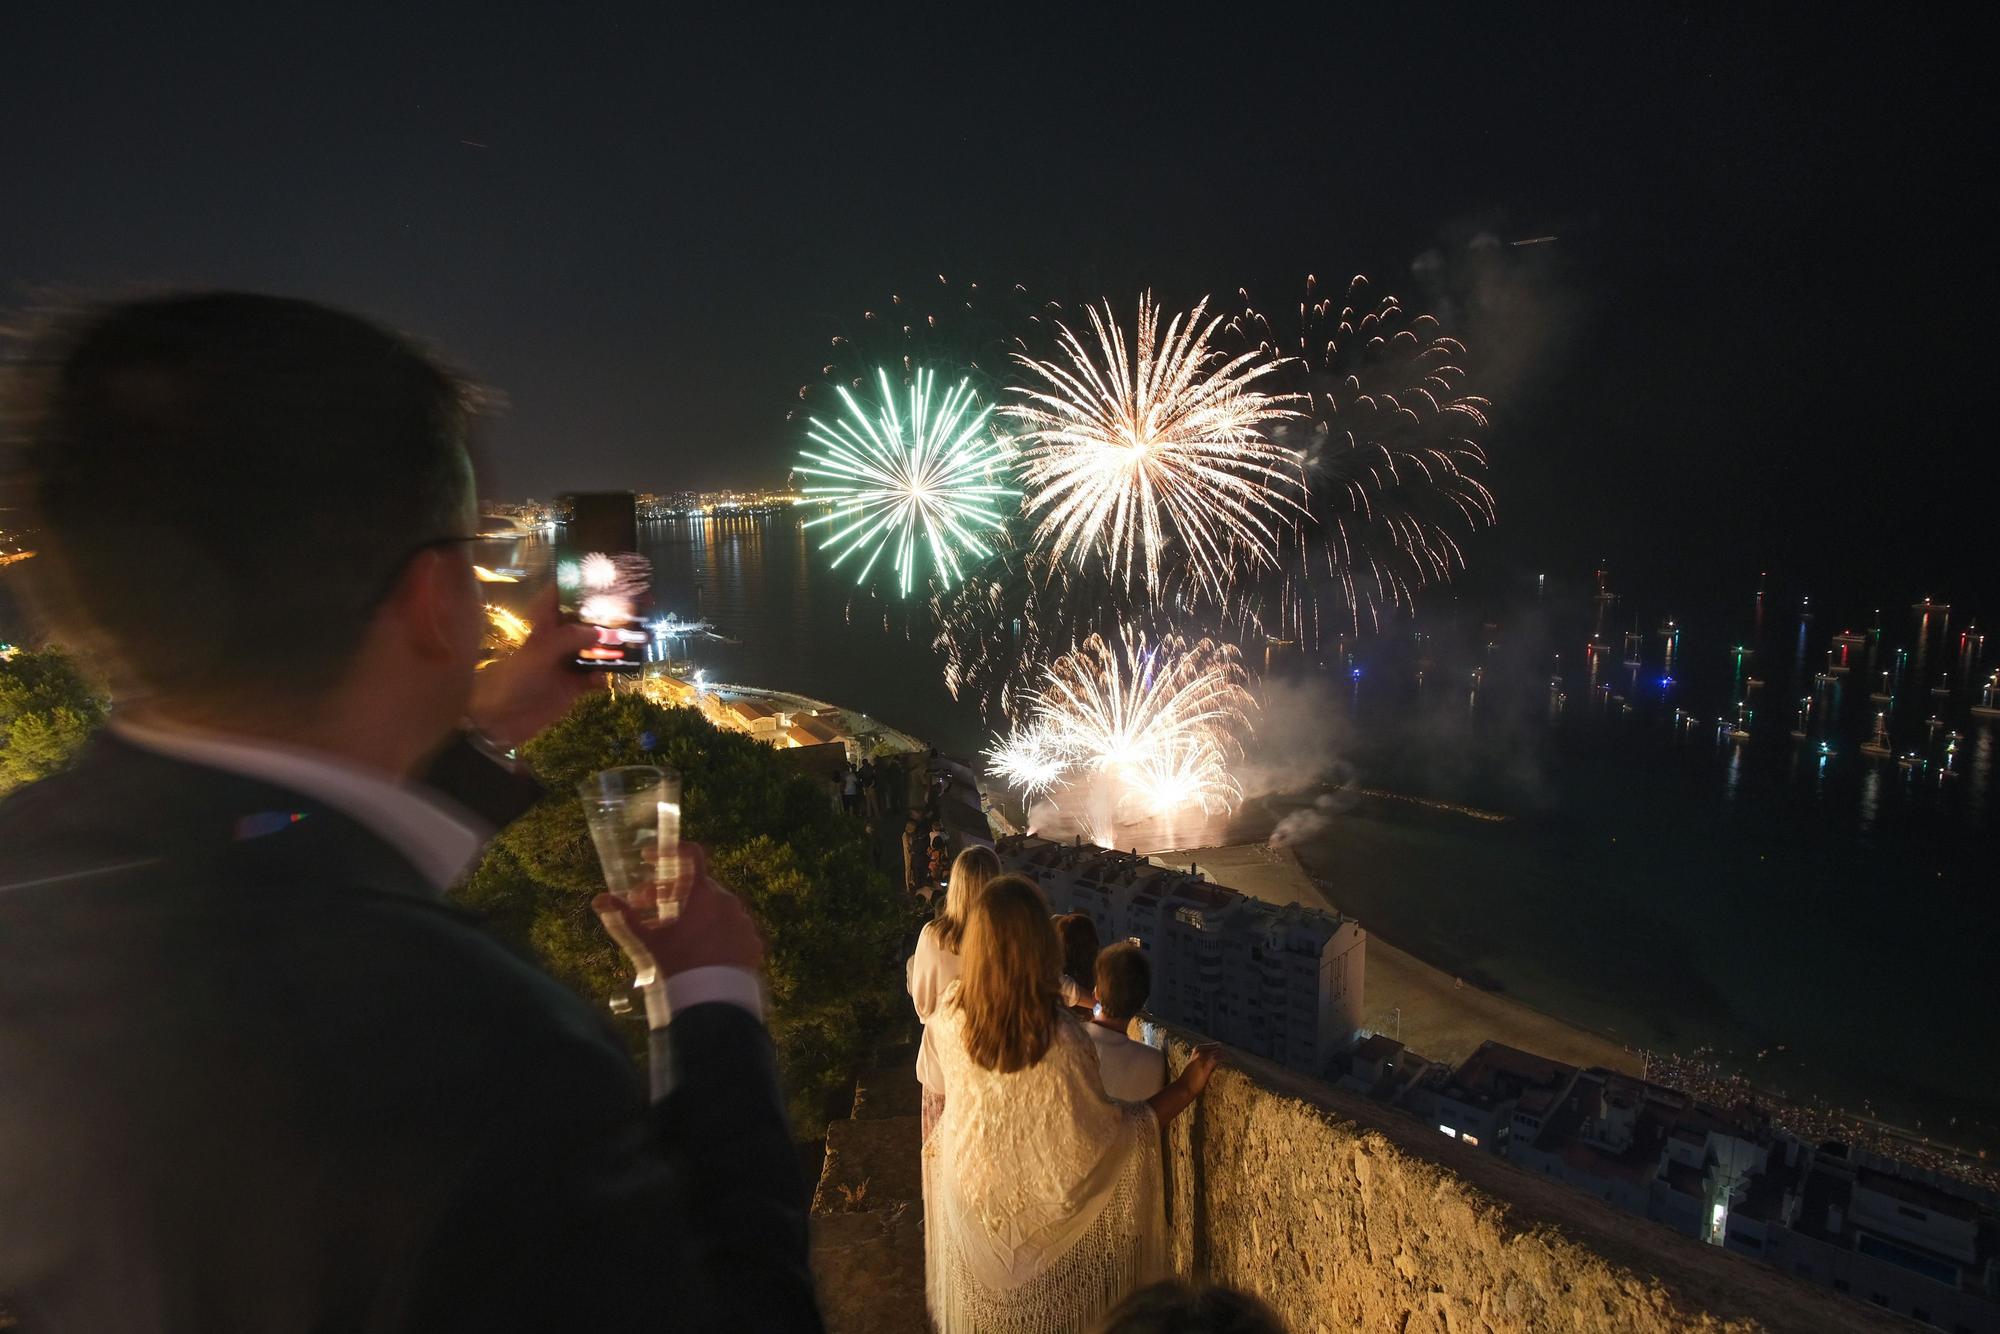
[1158,1030,1902,1333]
[811,1048,928,1334]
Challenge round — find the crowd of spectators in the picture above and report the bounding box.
[1638,1045,1998,1193]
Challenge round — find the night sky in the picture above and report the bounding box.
[4,5,1989,611]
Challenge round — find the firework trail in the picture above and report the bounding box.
[931,536,1251,726]
[792,273,1056,415]
[1007,293,1307,606]
[1226,274,1495,642]
[931,527,1060,718]
[796,366,1019,597]
[986,629,1255,819]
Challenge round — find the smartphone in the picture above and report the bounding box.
[555,491,651,671]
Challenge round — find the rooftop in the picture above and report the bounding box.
[1441,1040,1579,1112]
[788,715,847,745]
[1663,1158,1706,1200]
[1532,1070,1682,1189]
[1354,1033,1405,1065]
[1855,1165,1983,1223]
[722,695,781,722]
[1735,1148,1808,1224]
[1001,835,1349,948]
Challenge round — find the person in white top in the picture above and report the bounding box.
[1085,943,1169,1102]
[923,875,1219,1333]
[907,843,1000,1141]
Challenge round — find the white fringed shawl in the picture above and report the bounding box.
[922,983,1165,1333]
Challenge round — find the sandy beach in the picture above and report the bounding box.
[1152,842,1640,1075]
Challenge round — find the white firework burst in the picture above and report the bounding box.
[1007,292,1305,605]
[985,627,1256,821]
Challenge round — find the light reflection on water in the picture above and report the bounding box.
[1969,726,1993,826]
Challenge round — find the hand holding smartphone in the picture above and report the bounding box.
[555,491,651,671]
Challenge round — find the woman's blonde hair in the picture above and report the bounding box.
[955,873,1062,1073]
[934,844,1001,952]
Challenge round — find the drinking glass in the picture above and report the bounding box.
[576,765,683,920]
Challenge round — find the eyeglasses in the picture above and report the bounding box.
[406,535,484,557]
[372,534,484,606]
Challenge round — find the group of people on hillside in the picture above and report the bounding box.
[903,804,958,901]
[905,846,1278,1332]
[837,756,886,820]
[0,292,1286,1333]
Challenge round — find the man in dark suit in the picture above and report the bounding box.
[0,294,824,1331]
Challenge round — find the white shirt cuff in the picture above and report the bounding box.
[656,965,765,1025]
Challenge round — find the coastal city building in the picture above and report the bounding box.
[1332,1033,2000,1330]
[1430,1041,1580,1156]
[1506,1065,1768,1239]
[1334,1033,1440,1111]
[637,487,806,517]
[1763,1145,2000,1332]
[993,819,1995,1328]
[995,835,1367,1075]
[482,489,810,526]
[982,828,1999,1328]
[637,674,864,760]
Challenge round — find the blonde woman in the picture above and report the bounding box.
[907,844,1001,1141]
[925,875,1219,1333]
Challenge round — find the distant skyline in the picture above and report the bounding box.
[5,6,1991,605]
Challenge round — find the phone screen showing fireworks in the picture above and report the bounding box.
[555,492,651,671]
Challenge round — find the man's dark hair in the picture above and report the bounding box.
[1094,941,1151,1020]
[1054,912,1100,988]
[1090,1280,1287,1334]
[8,292,477,696]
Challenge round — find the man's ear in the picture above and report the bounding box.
[385,549,462,662]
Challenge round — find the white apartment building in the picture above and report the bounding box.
[997,835,1366,1074]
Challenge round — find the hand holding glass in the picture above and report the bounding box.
[577,765,684,925]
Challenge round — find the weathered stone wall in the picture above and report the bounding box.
[811,1048,928,1334]
[1159,1031,1902,1334]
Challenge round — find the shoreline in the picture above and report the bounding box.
[1148,843,1641,1076]
[1154,839,2000,1190]
[1291,794,1998,1138]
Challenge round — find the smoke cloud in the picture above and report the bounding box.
[1268,792,1348,848]
[1237,674,1353,800]
[1410,217,1580,412]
